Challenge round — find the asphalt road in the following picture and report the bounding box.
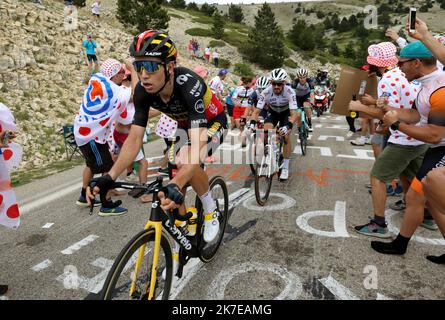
[1,112,444,300]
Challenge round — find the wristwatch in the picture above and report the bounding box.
[390,120,400,131]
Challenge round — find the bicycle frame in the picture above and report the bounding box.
[128,179,199,300]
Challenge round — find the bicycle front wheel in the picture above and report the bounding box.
[100,228,173,300]
[255,146,273,206]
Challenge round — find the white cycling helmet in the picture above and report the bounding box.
[256,76,270,90]
[270,68,288,82]
[296,68,309,78]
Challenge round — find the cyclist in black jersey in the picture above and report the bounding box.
[87,30,227,246]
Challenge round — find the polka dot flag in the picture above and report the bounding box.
[74,73,130,148]
[0,103,22,229]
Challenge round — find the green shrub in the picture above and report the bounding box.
[283,58,298,68]
[209,40,226,48]
[222,30,248,48]
[218,58,231,69]
[233,63,254,77]
[169,13,184,19]
[185,28,213,37]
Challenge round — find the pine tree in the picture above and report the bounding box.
[228,4,244,23]
[331,13,340,30]
[201,3,216,16]
[212,10,225,39]
[187,2,199,11]
[170,0,186,9]
[330,41,340,56]
[117,0,169,32]
[343,41,356,59]
[244,3,285,69]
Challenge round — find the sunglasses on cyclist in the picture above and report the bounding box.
[133,60,164,74]
[271,82,284,87]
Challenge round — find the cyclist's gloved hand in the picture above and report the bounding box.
[159,183,184,211]
[88,174,120,208]
[278,123,293,136]
[248,119,256,131]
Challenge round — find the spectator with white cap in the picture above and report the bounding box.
[74,58,137,216]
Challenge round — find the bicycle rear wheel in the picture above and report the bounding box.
[255,146,273,206]
[196,176,229,263]
[100,228,173,300]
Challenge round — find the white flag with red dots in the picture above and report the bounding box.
[0,103,21,229]
[74,73,130,148]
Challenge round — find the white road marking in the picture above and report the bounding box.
[243,193,296,211]
[294,146,333,156]
[32,259,53,272]
[326,125,349,130]
[319,275,360,300]
[377,293,392,300]
[146,155,164,162]
[148,166,161,171]
[318,135,345,142]
[315,124,323,128]
[19,182,82,215]
[207,262,302,300]
[296,201,350,238]
[61,235,99,255]
[42,223,54,229]
[337,149,375,160]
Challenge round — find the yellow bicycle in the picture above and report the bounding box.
[95,175,228,300]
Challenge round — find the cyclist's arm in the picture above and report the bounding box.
[108,125,145,180]
[289,109,298,124]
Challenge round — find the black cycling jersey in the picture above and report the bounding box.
[133,67,223,129]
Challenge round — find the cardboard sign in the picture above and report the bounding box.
[331,66,378,116]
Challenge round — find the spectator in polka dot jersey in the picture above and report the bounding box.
[74,58,137,217]
[348,41,429,239]
[0,102,22,297]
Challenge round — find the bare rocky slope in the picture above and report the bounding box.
[0,0,341,173]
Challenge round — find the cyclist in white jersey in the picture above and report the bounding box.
[293,68,314,132]
[232,76,255,147]
[249,68,299,180]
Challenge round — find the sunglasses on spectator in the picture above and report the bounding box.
[133,60,164,74]
[271,82,284,87]
[397,59,416,67]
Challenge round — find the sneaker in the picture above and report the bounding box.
[158,167,169,176]
[76,195,100,207]
[354,218,391,238]
[98,206,128,217]
[125,172,139,182]
[346,131,355,139]
[392,183,403,196]
[203,210,220,243]
[389,199,406,211]
[420,219,439,231]
[351,137,365,146]
[365,137,372,145]
[280,168,289,180]
[162,250,179,280]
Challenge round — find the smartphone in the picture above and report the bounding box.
[409,8,416,33]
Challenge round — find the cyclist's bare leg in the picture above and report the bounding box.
[283,133,292,159]
[138,158,148,184]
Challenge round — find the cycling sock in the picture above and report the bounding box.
[199,189,217,214]
[283,159,290,169]
[308,118,312,127]
[373,215,386,226]
[81,188,86,198]
[423,208,433,220]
